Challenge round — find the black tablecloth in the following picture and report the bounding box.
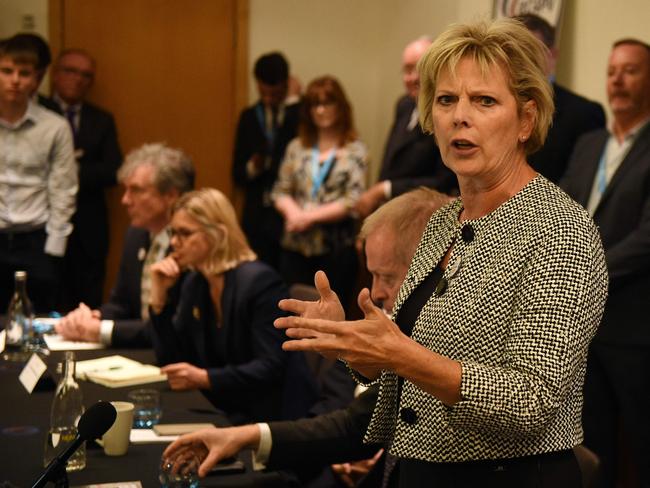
[0,349,288,487]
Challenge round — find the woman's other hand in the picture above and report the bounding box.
[161,362,210,390]
[149,256,181,311]
[279,270,345,322]
[276,288,406,379]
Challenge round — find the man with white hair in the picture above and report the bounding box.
[55,142,194,347]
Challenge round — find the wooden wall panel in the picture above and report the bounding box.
[50,0,246,299]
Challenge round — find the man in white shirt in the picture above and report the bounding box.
[0,36,77,312]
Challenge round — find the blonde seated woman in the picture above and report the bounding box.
[149,188,315,424]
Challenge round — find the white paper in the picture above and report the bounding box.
[129,428,178,444]
[44,334,105,351]
[0,329,5,353]
[19,353,48,393]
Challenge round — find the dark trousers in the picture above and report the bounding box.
[60,229,106,312]
[279,246,358,312]
[398,449,581,487]
[582,341,650,488]
[0,228,60,314]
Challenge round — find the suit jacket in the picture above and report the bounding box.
[232,102,300,234]
[529,84,605,183]
[268,385,380,470]
[380,95,457,196]
[150,261,317,423]
[100,227,151,347]
[560,124,650,345]
[41,97,122,258]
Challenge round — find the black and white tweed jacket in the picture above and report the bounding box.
[364,175,608,462]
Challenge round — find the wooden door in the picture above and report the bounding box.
[49,0,248,299]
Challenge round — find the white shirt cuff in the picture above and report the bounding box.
[253,422,272,470]
[44,234,67,257]
[99,320,115,345]
[383,180,392,199]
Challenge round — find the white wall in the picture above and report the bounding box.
[250,0,650,181]
[0,0,50,95]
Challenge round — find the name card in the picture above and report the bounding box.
[19,353,48,394]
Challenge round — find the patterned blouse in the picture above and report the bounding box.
[271,138,367,257]
[363,175,608,462]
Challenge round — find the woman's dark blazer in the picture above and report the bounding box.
[150,260,316,423]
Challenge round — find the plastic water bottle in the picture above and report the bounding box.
[44,351,86,471]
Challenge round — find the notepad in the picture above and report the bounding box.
[75,355,167,388]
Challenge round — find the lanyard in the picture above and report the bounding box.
[596,150,607,195]
[311,146,336,199]
[255,104,276,147]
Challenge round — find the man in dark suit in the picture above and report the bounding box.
[560,39,650,488]
[517,14,606,183]
[55,143,195,348]
[162,188,451,484]
[42,49,122,310]
[232,52,300,269]
[354,38,456,219]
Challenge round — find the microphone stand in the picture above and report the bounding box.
[31,437,83,488]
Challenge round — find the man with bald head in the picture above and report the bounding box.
[43,49,122,310]
[355,37,456,218]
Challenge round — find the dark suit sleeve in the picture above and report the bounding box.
[207,266,288,393]
[100,228,144,321]
[232,109,264,186]
[79,110,121,190]
[267,385,380,469]
[110,320,151,348]
[606,197,650,284]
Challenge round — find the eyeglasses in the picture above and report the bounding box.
[169,227,201,242]
[59,66,94,81]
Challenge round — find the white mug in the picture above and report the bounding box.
[101,401,134,456]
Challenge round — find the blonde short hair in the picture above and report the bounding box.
[173,188,256,275]
[359,188,452,266]
[418,18,554,155]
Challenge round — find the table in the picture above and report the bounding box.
[0,349,287,487]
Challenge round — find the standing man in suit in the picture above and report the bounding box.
[43,49,122,310]
[517,14,606,183]
[55,143,195,348]
[560,39,650,488]
[232,52,300,269]
[354,37,456,219]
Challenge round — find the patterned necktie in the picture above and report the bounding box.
[140,238,162,320]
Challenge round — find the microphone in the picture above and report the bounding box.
[32,401,117,488]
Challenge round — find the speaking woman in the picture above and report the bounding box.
[273,19,608,487]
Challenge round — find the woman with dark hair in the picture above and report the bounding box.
[272,75,367,306]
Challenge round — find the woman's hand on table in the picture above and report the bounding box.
[163,424,260,478]
[161,362,210,390]
[275,288,407,378]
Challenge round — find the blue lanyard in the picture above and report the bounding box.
[311,146,336,199]
[596,150,607,195]
[255,104,276,147]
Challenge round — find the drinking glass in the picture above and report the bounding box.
[159,450,200,488]
[127,388,161,428]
